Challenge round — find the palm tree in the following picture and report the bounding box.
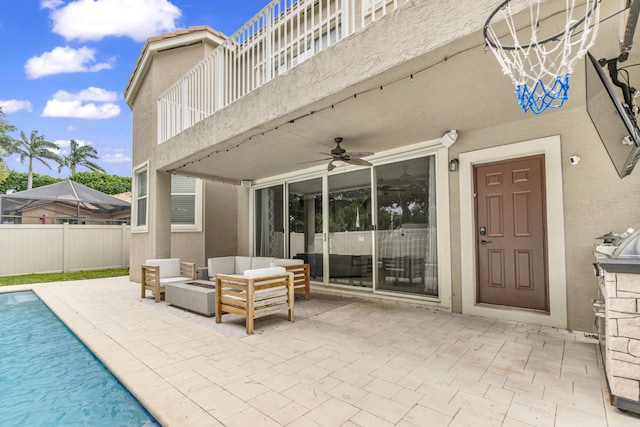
[11,130,62,190]
[0,109,16,158]
[0,109,17,186]
[59,139,105,177]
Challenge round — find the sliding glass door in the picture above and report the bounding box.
[288,178,323,281]
[327,169,373,288]
[375,156,438,296]
[254,154,439,298]
[255,184,284,258]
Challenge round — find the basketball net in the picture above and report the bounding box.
[484,0,601,114]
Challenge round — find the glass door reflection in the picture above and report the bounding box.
[375,156,438,296]
[288,178,323,281]
[255,184,285,258]
[328,169,373,288]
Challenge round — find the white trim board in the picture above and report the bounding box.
[458,136,567,328]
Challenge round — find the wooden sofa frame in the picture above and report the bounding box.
[215,272,294,334]
[141,261,196,303]
[283,264,310,300]
[208,256,311,300]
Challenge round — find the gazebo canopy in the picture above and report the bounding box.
[1,180,130,216]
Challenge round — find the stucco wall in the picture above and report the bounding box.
[204,180,240,259]
[448,106,640,332]
[129,39,221,282]
[152,0,506,171]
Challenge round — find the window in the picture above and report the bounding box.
[133,163,148,231]
[171,175,195,225]
[171,175,202,232]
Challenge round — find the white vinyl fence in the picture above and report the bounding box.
[0,224,130,277]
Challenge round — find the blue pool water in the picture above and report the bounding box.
[0,291,159,426]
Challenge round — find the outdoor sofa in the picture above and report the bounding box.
[208,256,310,300]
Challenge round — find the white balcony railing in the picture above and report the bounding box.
[157,0,406,144]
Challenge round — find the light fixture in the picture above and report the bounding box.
[441,129,458,147]
[333,160,346,167]
[448,159,459,172]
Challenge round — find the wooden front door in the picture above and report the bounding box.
[474,155,548,311]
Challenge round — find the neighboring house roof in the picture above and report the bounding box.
[125,26,228,106]
[112,192,132,204]
[1,181,130,215]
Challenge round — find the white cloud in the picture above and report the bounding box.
[0,100,33,114]
[42,100,121,119]
[42,88,121,119]
[102,152,131,163]
[51,139,92,155]
[25,46,114,79]
[50,0,181,42]
[55,138,90,149]
[52,87,118,103]
[40,0,64,9]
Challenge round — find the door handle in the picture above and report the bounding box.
[480,240,493,244]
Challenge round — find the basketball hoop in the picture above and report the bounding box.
[484,0,602,114]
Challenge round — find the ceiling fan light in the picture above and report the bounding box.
[333,160,346,167]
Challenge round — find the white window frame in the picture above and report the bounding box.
[132,161,149,233]
[171,176,203,233]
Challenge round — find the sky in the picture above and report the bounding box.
[0,0,272,178]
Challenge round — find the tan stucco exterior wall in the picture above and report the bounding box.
[447,107,640,331]
[203,181,240,260]
[128,36,235,282]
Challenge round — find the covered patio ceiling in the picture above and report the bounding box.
[159,0,637,184]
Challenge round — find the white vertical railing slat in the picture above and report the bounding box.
[157,0,408,144]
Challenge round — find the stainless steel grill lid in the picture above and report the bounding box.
[612,228,640,258]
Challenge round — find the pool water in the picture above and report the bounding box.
[0,291,159,426]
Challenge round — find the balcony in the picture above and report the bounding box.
[157,0,408,144]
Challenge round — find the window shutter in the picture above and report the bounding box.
[171,176,196,225]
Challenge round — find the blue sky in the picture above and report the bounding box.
[0,0,271,178]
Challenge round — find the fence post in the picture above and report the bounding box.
[121,223,128,269]
[63,222,71,273]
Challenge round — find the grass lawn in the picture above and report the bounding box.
[0,268,129,287]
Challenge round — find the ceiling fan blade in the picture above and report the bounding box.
[347,158,373,167]
[327,161,336,171]
[345,151,374,158]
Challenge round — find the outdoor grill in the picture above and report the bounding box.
[593,227,640,414]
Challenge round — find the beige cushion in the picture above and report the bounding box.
[234,256,253,274]
[208,256,235,277]
[146,258,180,278]
[243,266,287,279]
[251,257,277,269]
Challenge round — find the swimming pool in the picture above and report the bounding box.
[0,291,159,426]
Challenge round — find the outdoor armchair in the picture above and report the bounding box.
[141,258,196,303]
[215,266,294,334]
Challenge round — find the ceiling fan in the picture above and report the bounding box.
[321,137,374,171]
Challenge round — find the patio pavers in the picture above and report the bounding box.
[3,277,639,426]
